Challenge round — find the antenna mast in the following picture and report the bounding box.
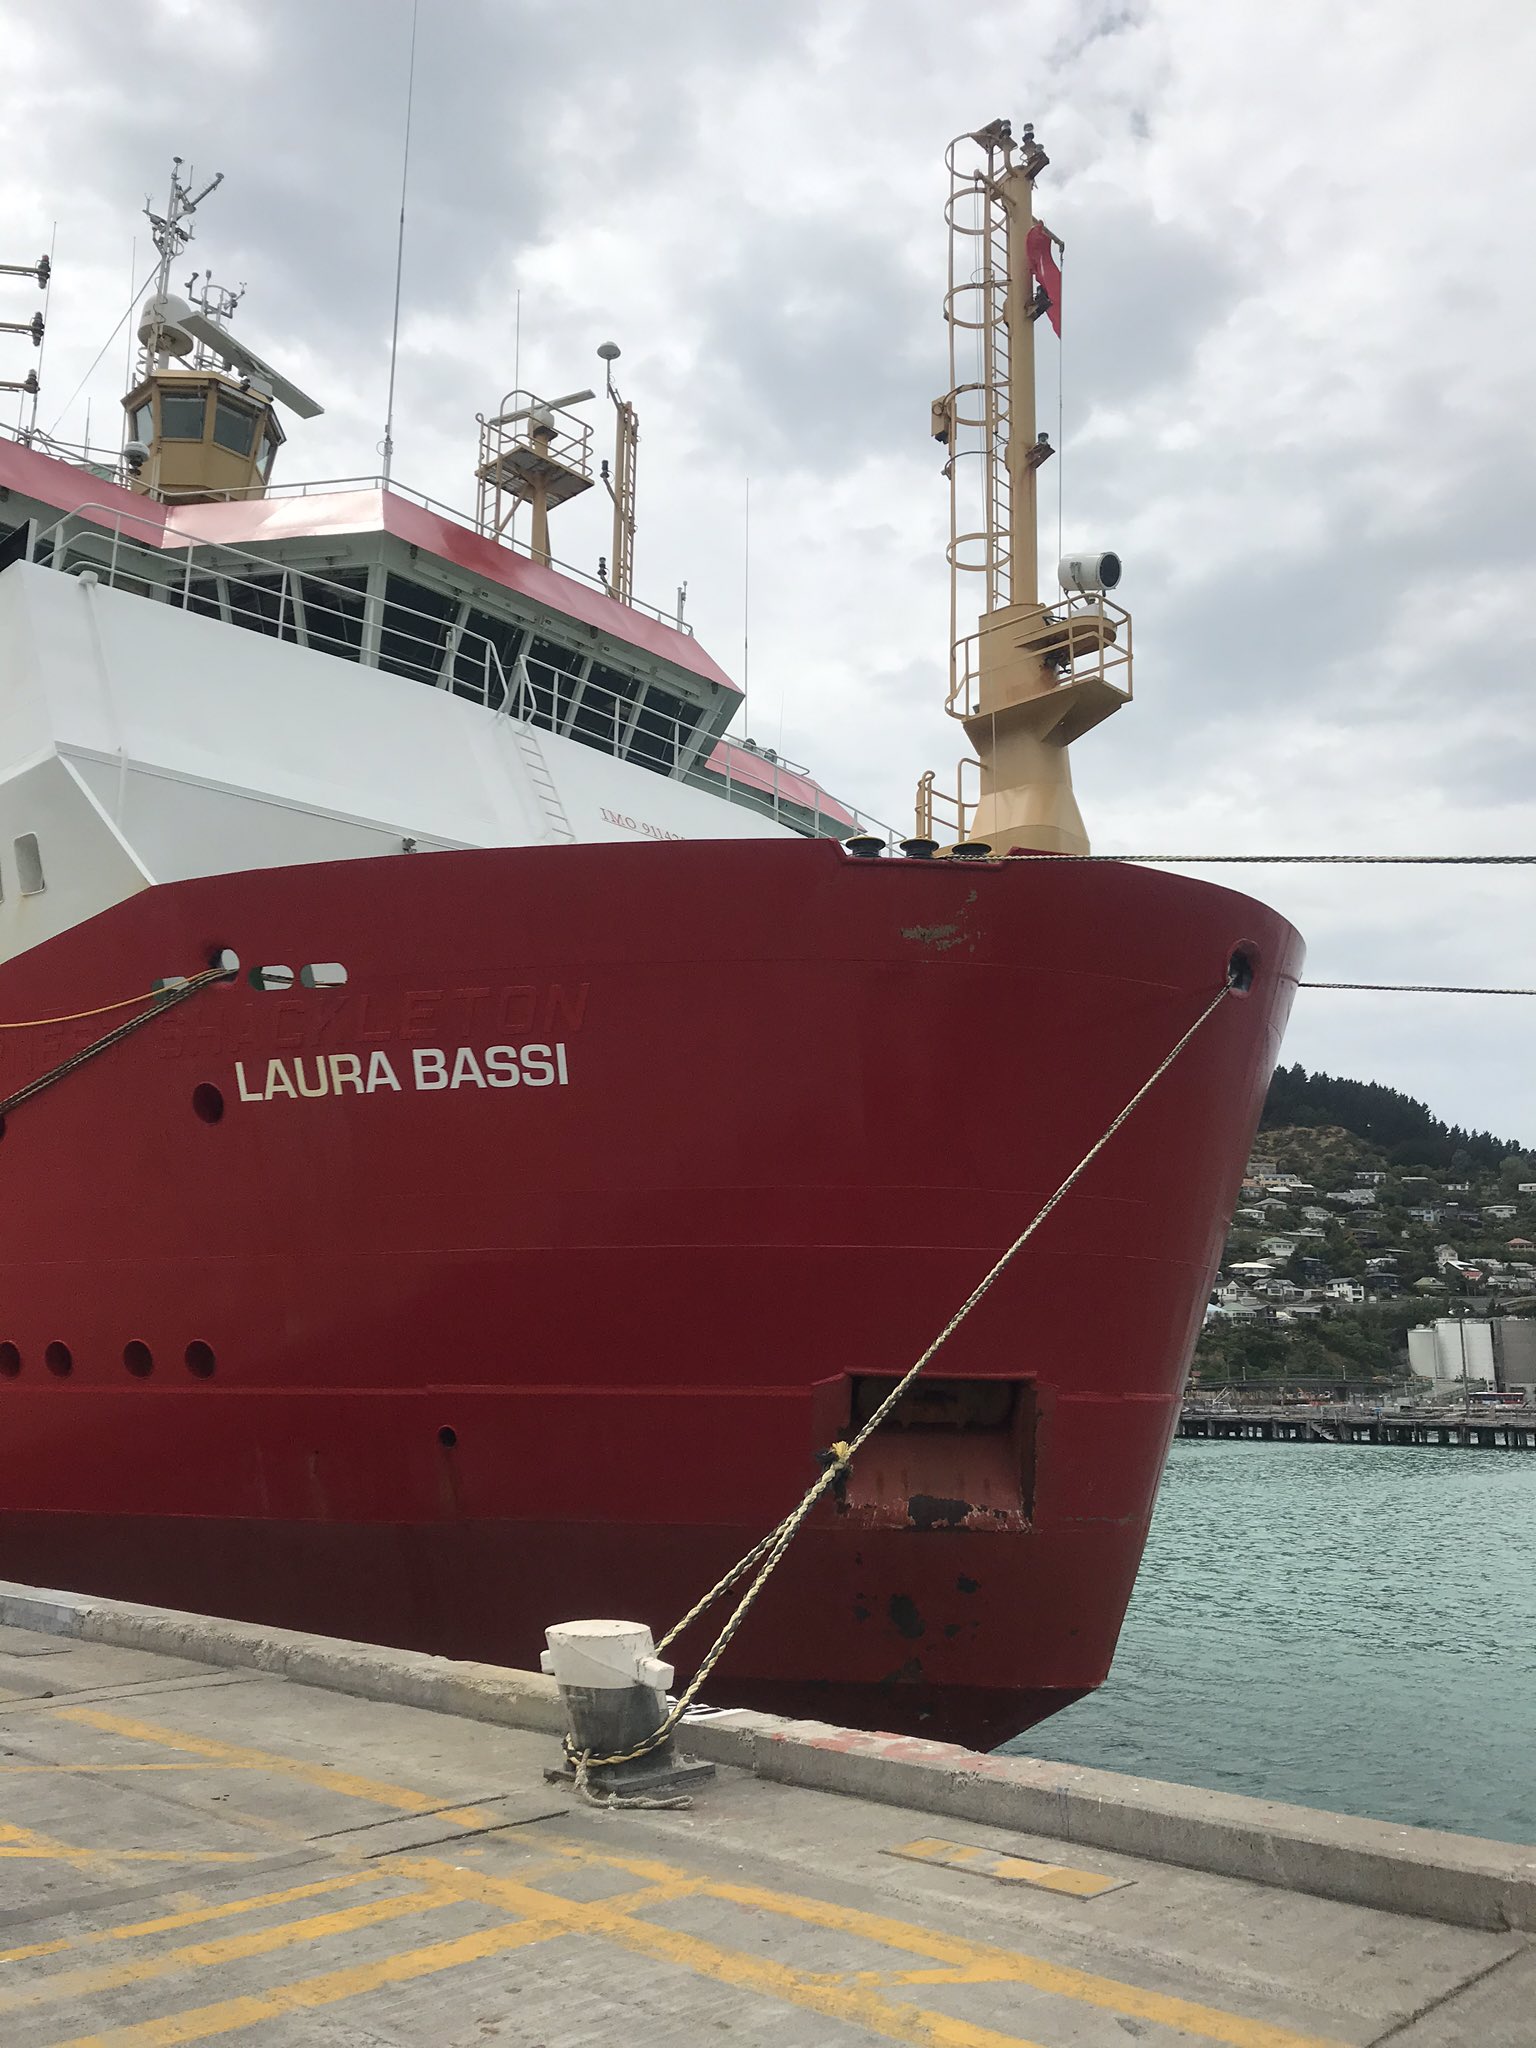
[381,0,419,486]
[918,120,1131,857]
[597,342,639,604]
[138,159,223,376]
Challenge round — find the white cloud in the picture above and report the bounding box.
[2,0,1532,1139]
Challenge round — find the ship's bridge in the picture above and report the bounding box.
[0,432,864,844]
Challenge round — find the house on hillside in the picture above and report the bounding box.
[1259,1237,1299,1257]
[1410,1206,1445,1225]
[1486,1204,1517,1221]
[1519,1183,1536,1195]
[1509,1237,1535,1250]
[1354,1171,1388,1185]
[1327,1280,1366,1303]
[1302,1206,1331,1223]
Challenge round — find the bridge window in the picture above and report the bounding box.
[159,389,207,441]
[212,394,259,457]
[379,575,455,684]
[456,607,525,707]
[630,682,698,776]
[302,571,367,661]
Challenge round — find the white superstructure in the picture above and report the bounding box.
[0,556,805,959]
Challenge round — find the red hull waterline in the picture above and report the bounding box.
[0,839,1299,1750]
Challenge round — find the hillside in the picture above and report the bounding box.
[1260,1063,1528,1172]
[1193,1071,1536,1387]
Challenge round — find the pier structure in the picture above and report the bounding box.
[1180,1403,1536,1449]
[0,1578,1532,2045]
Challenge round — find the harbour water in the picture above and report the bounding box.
[1005,1437,1536,1844]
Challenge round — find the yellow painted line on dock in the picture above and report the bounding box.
[0,1764,270,1774]
[0,1871,381,1967]
[888,1836,1131,1897]
[0,1850,260,1865]
[43,1920,559,2047]
[8,1825,1352,2048]
[0,1823,259,1873]
[53,1708,488,1828]
[5,1714,1349,2048]
[0,1883,465,2018]
[379,1848,1345,2048]
[407,1842,1346,2048]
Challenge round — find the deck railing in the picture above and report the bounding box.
[27,505,898,845]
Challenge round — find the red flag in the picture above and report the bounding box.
[1026,223,1061,336]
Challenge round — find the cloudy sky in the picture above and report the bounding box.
[4,0,1534,1141]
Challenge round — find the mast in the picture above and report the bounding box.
[918,120,1131,857]
[597,342,639,606]
[138,160,223,376]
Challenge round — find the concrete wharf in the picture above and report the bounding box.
[0,1581,1533,2045]
[1180,1404,1536,1448]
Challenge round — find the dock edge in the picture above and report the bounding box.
[2,1578,1531,1934]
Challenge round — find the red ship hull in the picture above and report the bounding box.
[0,839,1299,1750]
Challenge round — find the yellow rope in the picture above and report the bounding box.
[567,976,1239,1778]
[0,990,165,1030]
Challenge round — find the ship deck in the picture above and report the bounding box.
[0,1586,1529,2045]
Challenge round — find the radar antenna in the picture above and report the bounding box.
[475,387,597,564]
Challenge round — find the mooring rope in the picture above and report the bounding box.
[0,988,179,1030]
[565,974,1239,1781]
[1300,982,1536,996]
[0,967,234,1120]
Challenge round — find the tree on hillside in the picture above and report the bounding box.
[1261,1064,1525,1170]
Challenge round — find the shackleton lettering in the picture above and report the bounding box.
[233,1044,570,1102]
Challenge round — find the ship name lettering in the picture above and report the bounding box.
[233,1044,568,1102]
[600,806,684,842]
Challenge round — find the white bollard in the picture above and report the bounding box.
[540,1618,714,1800]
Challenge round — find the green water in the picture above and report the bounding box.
[1004,1438,1536,1844]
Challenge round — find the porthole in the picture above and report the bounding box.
[185,1341,216,1378]
[123,1341,154,1378]
[0,1343,20,1378]
[44,1341,73,1378]
[192,1084,225,1124]
[438,1425,458,1448]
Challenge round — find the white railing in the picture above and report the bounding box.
[0,418,691,634]
[28,506,896,844]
